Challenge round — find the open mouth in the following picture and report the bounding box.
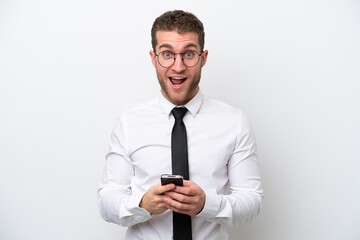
[169,77,187,87]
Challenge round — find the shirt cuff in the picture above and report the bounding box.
[119,191,151,226]
[197,190,221,219]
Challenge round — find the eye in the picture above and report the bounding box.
[184,51,195,59]
[162,51,174,59]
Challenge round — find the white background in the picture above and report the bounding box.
[1,0,359,239]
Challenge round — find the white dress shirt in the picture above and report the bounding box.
[98,91,263,240]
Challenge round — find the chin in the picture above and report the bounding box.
[167,94,187,105]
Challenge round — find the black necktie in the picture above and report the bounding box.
[171,107,192,240]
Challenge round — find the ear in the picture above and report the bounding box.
[200,50,208,67]
[149,50,156,67]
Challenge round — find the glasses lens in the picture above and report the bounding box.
[158,51,175,68]
[183,50,200,67]
[157,51,201,68]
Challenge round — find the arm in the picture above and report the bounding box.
[97,117,149,226]
[98,117,173,226]
[198,113,263,226]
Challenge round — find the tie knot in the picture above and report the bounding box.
[172,107,187,121]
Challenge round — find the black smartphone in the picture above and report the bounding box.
[161,174,184,186]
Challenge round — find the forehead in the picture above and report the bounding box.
[155,31,200,51]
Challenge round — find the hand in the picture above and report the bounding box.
[139,183,176,215]
[162,180,206,216]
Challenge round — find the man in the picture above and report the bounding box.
[98,10,263,240]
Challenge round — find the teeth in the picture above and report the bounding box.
[171,77,186,80]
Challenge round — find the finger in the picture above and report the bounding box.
[182,180,193,187]
[164,191,191,204]
[163,202,189,215]
[172,185,195,196]
[163,196,192,212]
[155,183,176,195]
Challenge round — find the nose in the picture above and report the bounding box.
[171,54,186,72]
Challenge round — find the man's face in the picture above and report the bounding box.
[150,31,208,106]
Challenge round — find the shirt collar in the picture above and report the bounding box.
[159,90,203,118]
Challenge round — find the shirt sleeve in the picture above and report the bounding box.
[197,112,263,226]
[97,116,151,227]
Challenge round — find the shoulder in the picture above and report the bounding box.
[202,96,244,117]
[199,96,255,144]
[200,96,252,129]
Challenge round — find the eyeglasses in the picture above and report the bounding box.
[155,50,203,68]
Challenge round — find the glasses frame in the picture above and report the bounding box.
[155,50,204,68]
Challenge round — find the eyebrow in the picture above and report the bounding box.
[158,43,199,51]
[158,44,173,50]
